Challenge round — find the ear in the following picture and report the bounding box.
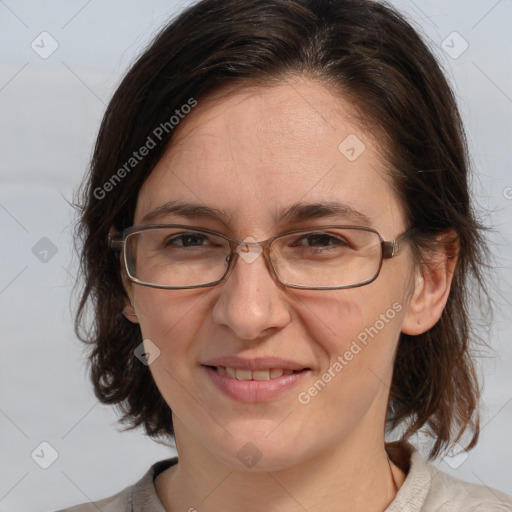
[121,271,140,324]
[110,224,140,325]
[122,300,139,324]
[401,230,459,335]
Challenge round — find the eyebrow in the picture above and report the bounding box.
[140,200,231,224]
[278,201,371,225]
[140,200,371,226]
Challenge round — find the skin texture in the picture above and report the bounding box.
[122,78,457,512]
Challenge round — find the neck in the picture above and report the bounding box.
[155,431,404,512]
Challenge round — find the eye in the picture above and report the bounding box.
[165,233,210,247]
[293,232,349,248]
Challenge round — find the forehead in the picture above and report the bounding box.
[134,78,404,235]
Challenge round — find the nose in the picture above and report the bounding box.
[211,248,291,341]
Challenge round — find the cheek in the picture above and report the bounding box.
[132,287,214,359]
[131,288,216,417]
[293,286,406,394]
[294,287,404,352]
[288,290,405,446]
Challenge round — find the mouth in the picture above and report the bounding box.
[206,365,307,381]
[201,360,311,403]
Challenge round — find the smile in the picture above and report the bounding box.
[203,364,310,403]
[213,366,299,380]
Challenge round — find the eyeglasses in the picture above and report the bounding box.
[108,224,412,290]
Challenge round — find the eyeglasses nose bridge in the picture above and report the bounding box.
[223,238,277,283]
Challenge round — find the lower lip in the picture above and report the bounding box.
[203,366,308,403]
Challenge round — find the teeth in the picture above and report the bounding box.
[216,366,299,380]
[235,369,252,380]
[252,370,270,380]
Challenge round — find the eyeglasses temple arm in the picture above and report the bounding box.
[382,229,415,259]
[108,234,124,252]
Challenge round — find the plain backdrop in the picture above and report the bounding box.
[1,1,511,511]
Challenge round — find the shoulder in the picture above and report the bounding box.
[387,445,512,512]
[422,455,512,511]
[54,486,130,512]
[53,458,177,512]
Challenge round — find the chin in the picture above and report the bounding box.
[204,427,311,473]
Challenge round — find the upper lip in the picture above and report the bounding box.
[201,356,310,371]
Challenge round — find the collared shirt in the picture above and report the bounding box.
[56,449,512,511]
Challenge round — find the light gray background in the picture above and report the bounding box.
[1,1,511,511]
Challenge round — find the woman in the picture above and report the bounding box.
[62,0,512,510]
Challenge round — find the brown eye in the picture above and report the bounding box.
[165,233,210,247]
[292,233,348,248]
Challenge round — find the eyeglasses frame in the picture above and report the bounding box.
[108,224,413,291]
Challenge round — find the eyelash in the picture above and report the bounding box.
[164,231,350,250]
[165,233,211,247]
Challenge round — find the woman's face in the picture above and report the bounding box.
[127,78,416,471]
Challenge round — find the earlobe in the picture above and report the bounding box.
[121,276,138,324]
[122,302,139,323]
[401,231,459,335]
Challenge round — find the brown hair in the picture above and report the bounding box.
[74,0,489,458]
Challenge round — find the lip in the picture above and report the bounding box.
[201,356,309,372]
[204,366,309,403]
